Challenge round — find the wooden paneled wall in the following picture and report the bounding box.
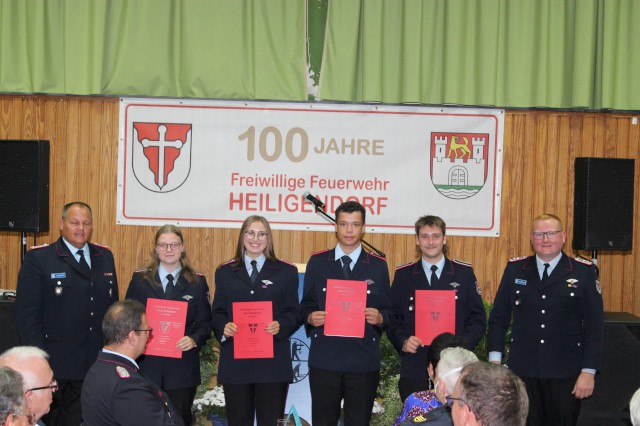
[1,95,638,315]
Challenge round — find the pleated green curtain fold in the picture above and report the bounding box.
[317,0,640,110]
[0,0,308,100]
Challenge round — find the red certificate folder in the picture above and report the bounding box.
[415,290,456,345]
[324,279,367,338]
[232,301,273,359]
[144,298,188,359]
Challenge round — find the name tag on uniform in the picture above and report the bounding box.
[515,279,527,285]
[51,273,66,279]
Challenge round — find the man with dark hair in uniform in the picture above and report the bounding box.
[81,300,183,426]
[15,201,119,426]
[488,213,604,425]
[301,200,391,426]
[388,215,486,402]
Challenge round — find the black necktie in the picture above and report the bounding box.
[250,260,259,283]
[430,265,438,286]
[542,263,550,283]
[165,274,174,294]
[341,255,352,279]
[77,249,90,274]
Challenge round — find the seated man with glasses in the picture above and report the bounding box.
[0,346,55,426]
[81,300,183,425]
[448,361,528,426]
[488,213,604,426]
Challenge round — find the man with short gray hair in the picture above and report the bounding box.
[0,346,55,426]
[0,365,27,426]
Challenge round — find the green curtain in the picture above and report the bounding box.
[317,0,640,110]
[0,0,308,100]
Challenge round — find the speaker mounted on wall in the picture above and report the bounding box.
[573,157,635,251]
[0,140,50,232]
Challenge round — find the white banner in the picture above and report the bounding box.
[117,99,504,236]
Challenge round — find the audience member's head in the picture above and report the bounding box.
[103,300,151,359]
[630,387,640,426]
[450,362,528,426]
[0,365,28,426]
[0,346,54,425]
[426,332,467,383]
[434,347,478,404]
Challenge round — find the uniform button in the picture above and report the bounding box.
[89,327,93,331]
[367,290,371,294]
[516,290,520,294]
[90,312,94,316]
[542,295,546,299]
[323,288,326,292]
[90,297,94,301]
[409,296,414,301]
[540,339,545,344]
[570,292,575,297]
[541,324,545,328]
[541,310,545,314]
[90,282,94,286]
[250,290,254,294]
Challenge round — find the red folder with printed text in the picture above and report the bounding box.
[324,279,367,338]
[145,298,188,358]
[415,290,456,345]
[233,301,273,359]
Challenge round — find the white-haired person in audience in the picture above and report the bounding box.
[0,346,55,426]
[449,362,529,426]
[630,387,640,426]
[399,347,478,425]
[0,365,29,426]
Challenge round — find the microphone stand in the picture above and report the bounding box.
[309,204,386,258]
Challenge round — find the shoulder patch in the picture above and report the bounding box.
[509,256,527,263]
[92,242,112,250]
[396,262,415,270]
[574,257,593,266]
[115,365,130,378]
[29,243,49,250]
[453,259,472,267]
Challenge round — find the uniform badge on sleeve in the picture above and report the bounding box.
[595,280,602,294]
[116,366,130,378]
[475,282,482,295]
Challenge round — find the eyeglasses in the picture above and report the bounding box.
[134,328,153,336]
[446,395,471,410]
[244,230,268,240]
[532,230,563,240]
[26,378,58,393]
[156,242,183,251]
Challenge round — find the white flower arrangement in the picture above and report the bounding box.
[192,385,226,418]
[372,399,385,414]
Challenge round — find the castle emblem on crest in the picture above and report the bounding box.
[430,132,489,199]
[132,122,192,193]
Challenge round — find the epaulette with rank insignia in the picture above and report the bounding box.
[195,271,205,276]
[509,256,527,263]
[368,252,387,262]
[311,248,331,256]
[453,259,472,267]
[220,258,236,266]
[395,262,415,270]
[93,242,112,250]
[133,268,146,274]
[29,243,49,250]
[574,257,593,266]
[278,258,296,267]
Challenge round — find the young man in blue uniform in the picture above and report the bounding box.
[387,215,486,402]
[301,201,390,426]
[488,213,604,426]
[15,202,119,426]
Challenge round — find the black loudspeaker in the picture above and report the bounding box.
[573,158,635,251]
[0,140,50,232]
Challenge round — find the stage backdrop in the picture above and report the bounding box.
[118,99,504,236]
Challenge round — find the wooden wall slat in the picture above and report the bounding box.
[0,95,638,316]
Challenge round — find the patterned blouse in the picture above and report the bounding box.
[394,390,442,426]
